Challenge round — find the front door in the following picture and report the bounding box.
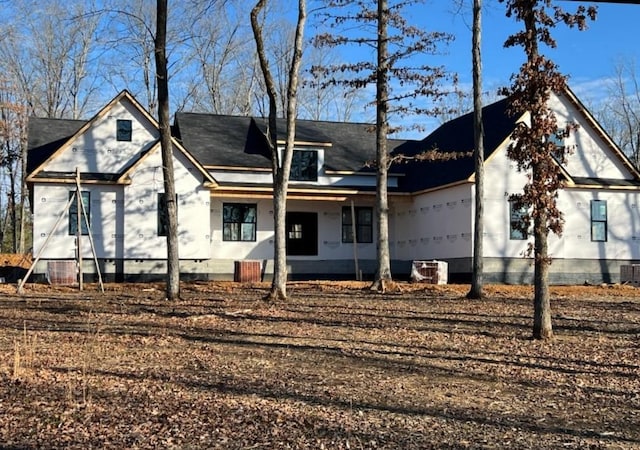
[286,212,318,256]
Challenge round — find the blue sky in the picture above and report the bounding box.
[426,0,640,103]
[304,1,640,135]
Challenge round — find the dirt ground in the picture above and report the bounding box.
[0,281,639,449]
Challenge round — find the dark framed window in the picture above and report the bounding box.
[158,193,177,236]
[591,200,607,242]
[509,200,528,240]
[116,119,132,141]
[69,191,90,235]
[223,203,257,241]
[342,206,373,243]
[290,150,318,181]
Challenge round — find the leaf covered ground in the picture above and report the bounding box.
[0,281,639,449]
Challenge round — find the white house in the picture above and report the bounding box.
[26,87,640,284]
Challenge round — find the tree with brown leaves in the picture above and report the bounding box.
[499,0,596,339]
[313,0,456,292]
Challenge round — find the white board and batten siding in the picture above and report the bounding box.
[32,184,124,259]
[32,94,211,262]
[124,148,211,260]
[43,99,159,174]
[392,184,474,262]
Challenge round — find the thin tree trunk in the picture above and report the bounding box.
[468,0,484,299]
[525,3,552,339]
[371,0,392,292]
[155,0,180,300]
[19,142,28,254]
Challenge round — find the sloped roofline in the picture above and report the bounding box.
[464,85,637,188]
[28,90,155,180]
[561,85,640,180]
[117,137,218,187]
[27,90,217,187]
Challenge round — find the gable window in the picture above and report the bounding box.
[591,200,607,242]
[116,119,132,141]
[69,191,90,235]
[223,203,257,241]
[158,193,177,236]
[342,206,373,243]
[509,200,528,240]
[290,150,318,181]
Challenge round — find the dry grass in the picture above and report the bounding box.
[0,281,639,449]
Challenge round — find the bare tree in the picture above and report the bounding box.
[595,59,640,167]
[313,0,456,291]
[251,0,306,301]
[0,82,27,252]
[0,0,101,119]
[155,0,180,299]
[468,0,485,299]
[499,0,596,339]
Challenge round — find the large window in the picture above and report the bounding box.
[290,150,318,181]
[69,191,90,235]
[342,206,373,243]
[591,200,607,242]
[223,203,257,241]
[158,193,177,236]
[509,200,528,240]
[116,119,132,141]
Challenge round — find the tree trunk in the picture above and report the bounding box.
[533,201,552,338]
[251,0,306,301]
[525,3,552,339]
[468,0,484,299]
[371,0,392,292]
[467,0,484,299]
[155,0,180,300]
[19,137,28,254]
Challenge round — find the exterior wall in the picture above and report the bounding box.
[123,148,211,259]
[32,183,124,259]
[550,92,633,180]
[207,197,378,279]
[42,99,159,174]
[31,146,211,279]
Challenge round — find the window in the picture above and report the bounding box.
[69,191,90,235]
[223,203,257,241]
[591,200,607,242]
[342,206,373,243]
[509,200,528,240]
[158,193,177,236]
[116,119,132,141]
[290,150,318,181]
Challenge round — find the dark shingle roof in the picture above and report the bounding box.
[174,113,380,173]
[28,97,520,193]
[174,113,272,169]
[396,97,516,192]
[27,116,86,175]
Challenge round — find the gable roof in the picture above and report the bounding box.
[27,90,215,186]
[27,117,85,175]
[28,90,158,182]
[174,113,383,173]
[396,97,516,193]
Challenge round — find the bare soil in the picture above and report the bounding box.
[0,281,639,449]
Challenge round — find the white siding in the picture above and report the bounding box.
[42,99,159,174]
[550,92,634,180]
[32,184,124,259]
[124,148,211,259]
[402,184,474,261]
[559,189,640,260]
[208,198,378,261]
